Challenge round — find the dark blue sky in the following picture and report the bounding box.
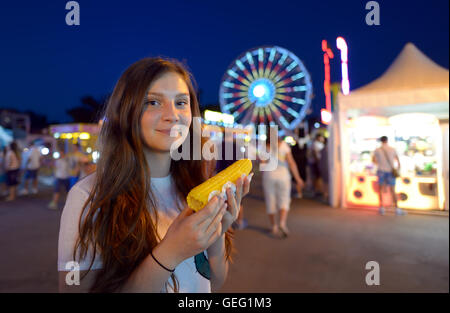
[1,0,448,123]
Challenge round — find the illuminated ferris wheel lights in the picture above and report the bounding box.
[227,70,238,79]
[220,46,312,130]
[291,72,305,80]
[294,85,308,91]
[268,48,276,61]
[292,98,306,104]
[253,84,266,98]
[287,108,300,118]
[222,81,235,88]
[280,117,290,128]
[286,61,298,72]
[278,53,288,65]
[236,60,246,70]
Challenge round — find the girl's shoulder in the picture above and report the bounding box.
[61,173,97,226]
[71,172,97,196]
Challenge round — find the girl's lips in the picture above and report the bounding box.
[156,129,173,135]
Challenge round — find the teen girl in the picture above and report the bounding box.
[58,58,252,292]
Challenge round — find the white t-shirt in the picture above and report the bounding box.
[27,147,41,170]
[373,145,399,173]
[262,141,292,179]
[55,157,71,179]
[57,173,211,293]
[307,140,324,164]
[5,150,20,171]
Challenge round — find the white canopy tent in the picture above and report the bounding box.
[330,43,449,210]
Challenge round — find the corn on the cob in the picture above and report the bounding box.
[187,159,252,211]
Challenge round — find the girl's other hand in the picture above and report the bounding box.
[155,195,227,268]
[221,173,252,235]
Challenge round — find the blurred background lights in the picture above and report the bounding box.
[284,136,296,146]
[92,151,100,162]
[79,132,90,140]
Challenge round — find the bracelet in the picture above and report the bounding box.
[150,250,175,273]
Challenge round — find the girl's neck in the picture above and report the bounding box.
[143,148,171,178]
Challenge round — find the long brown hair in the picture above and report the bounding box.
[74,57,234,293]
[9,142,21,162]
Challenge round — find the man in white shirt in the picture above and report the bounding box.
[49,148,71,210]
[22,141,41,195]
[372,136,406,216]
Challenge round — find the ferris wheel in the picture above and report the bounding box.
[219,46,313,134]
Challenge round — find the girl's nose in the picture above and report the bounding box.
[161,102,180,122]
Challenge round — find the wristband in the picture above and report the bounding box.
[150,250,175,273]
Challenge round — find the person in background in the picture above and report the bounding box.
[22,141,41,195]
[49,148,71,210]
[306,134,325,197]
[290,137,307,198]
[372,136,406,216]
[318,137,329,202]
[5,141,21,201]
[0,147,8,197]
[68,143,87,188]
[261,136,304,238]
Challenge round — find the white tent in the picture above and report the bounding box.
[330,43,449,210]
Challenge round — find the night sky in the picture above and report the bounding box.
[1,0,448,123]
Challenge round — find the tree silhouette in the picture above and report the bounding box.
[66,95,108,123]
[23,110,49,133]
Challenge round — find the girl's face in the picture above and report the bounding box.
[140,71,192,152]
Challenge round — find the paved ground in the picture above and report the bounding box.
[0,174,448,293]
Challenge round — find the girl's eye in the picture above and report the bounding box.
[176,101,188,107]
[146,100,160,106]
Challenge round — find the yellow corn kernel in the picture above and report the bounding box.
[187,159,252,211]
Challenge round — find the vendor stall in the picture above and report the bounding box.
[330,43,449,211]
[49,123,100,177]
[49,123,100,161]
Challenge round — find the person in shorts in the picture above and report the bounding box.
[372,136,406,216]
[22,141,41,195]
[261,136,304,237]
[49,148,71,210]
[5,142,21,201]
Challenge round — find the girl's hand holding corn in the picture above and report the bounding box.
[186,159,252,212]
[186,159,253,235]
[153,160,253,268]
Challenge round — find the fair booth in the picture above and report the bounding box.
[330,43,449,211]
